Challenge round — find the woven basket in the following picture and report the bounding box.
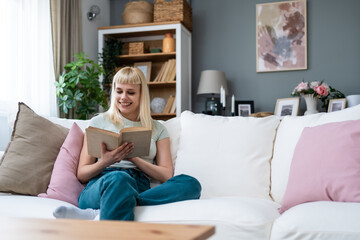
[122,1,154,25]
[154,0,192,31]
[129,42,144,55]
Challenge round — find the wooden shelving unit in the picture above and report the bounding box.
[98,22,192,121]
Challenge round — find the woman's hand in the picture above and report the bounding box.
[127,137,173,183]
[77,134,134,183]
[100,142,134,166]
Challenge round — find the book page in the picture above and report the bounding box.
[121,129,152,158]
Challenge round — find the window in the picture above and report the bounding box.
[0,0,57,116]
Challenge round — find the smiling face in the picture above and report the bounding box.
[114,83,141,121]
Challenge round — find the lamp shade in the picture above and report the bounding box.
[197,70,228,95]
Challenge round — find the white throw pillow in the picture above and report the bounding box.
[46,116,90,131]
[162,117,181,167]
[174,111,280,199]
[271,104,360,204]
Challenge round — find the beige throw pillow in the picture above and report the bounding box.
[0,103,69,195]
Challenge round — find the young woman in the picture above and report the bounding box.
[54,67,201,221]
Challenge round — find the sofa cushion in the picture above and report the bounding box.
[0,193,74,219]
[0,103,69,195]
[271,104,360,204]
[271,201,360,240]
[279,119,360,213]
[38,123,85,206]
[162,117,181,166]
[174,111,280,199]
[135,197,280,240]
[45,116,90,132]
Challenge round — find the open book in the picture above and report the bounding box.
[86,126,152,159]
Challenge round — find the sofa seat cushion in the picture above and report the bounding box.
[135,197,280,240]
[271,201,360,240]
[0,193,74,219]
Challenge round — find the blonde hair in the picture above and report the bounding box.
[105,66,153,130]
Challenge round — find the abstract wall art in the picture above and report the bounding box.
[256,0,307,72]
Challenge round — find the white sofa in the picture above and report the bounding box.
[1,105,360,240]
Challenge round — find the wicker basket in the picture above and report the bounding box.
[154,0,192,31]
[129,42,145,55]
[122,1,154,25]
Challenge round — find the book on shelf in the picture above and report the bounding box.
[153,61,167,82]
[170,95,176,113]
[163,95,175,113]
[153,59,176,82]
[86,126,152,159]
[167,59,177,82]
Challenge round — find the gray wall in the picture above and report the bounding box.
[82,0,110,62]
[110,0,360,114]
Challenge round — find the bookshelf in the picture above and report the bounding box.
[98,22,192,120]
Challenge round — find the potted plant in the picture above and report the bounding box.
[55,52,108,119]
[98,38,122,87]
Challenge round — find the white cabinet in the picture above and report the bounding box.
[98,22,192,120]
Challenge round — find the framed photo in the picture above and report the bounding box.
[274,97,300,119]
[256,0,307,72]
[134,62,152,82]
[328,98,346,112]
[235,101,255,117]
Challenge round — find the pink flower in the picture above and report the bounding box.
[295,82,309,92]
[314,85,329,96]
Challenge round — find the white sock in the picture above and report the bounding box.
[53,206,100,220]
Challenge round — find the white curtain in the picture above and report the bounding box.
[0,0,57,117]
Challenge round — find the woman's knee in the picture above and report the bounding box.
[172,174,202,195]
[102,171,135,188]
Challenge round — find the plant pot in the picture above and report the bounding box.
[122,1,154,25]
[303,94,319,115]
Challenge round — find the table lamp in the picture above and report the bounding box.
[197,70,228,115]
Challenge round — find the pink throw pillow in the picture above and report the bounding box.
[38,123,85,206]
[279,119,360,213]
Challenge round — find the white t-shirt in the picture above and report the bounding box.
[89,114,169,169]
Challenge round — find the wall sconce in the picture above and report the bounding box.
[87,5,100,21]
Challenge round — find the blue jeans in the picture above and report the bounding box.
[78,168,201,221]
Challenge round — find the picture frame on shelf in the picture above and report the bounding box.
[235,101,255,117]
[274,97,300,119]
[328,98,346,112]
[134,62,152,82]
[256,0,307,72]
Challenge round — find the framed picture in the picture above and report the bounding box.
[328,98,346,112]
[256,0,307,72]
[235,101,255,117]
[134,62,152,82]
[274,97,300,119]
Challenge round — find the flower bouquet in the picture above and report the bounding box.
[292,80,345,110]
[292,81,330,98]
